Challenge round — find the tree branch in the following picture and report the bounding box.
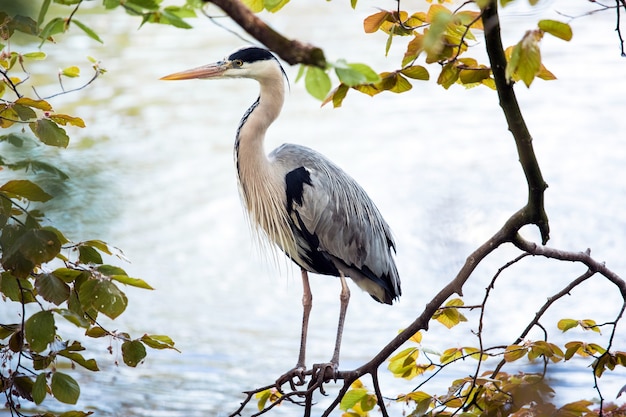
[203,0,326,68]
[481,1,550,244]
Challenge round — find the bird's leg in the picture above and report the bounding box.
[331,271,350,366]
[276,268,312,390]
[297,268,313,370]
[312,271,350,382]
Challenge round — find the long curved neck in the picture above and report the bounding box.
[234,71,295,256]
[234,75,285,177]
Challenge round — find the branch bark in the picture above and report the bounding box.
[204,0,327,68]
[481,1,550,244]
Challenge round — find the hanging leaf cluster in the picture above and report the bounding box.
[1,5,178,416]
[299,1,574,107]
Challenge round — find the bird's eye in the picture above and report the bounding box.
[233,59,244,67]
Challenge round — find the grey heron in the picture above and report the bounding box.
[161,46,401,381]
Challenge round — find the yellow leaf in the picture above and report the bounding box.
[409,331,422,344]
[504,345,527,362]
[16,97,53,111]
[440,347,463,364]
[437,62,459,89]
[538,19,573,41]
[49,114,86,128]
[401,65,429,80]
[426,3,451,23]
[516,30,543,87]
[557,318,578,332]
[241,0,263,12]
[456,10,483,30]
[61,66,80,78]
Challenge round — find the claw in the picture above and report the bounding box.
[276,366,307,391]
[311,362,339,384]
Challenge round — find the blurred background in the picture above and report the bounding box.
[1,0,625,415]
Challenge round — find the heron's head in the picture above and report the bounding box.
[161,46,288,83]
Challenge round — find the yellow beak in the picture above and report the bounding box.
[160,61,231,80]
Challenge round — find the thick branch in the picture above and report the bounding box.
[481,1,550,243]
[204,0,326,68]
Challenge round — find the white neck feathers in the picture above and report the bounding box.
[233,63,296,259]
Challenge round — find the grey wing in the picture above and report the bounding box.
[272,143,401,304]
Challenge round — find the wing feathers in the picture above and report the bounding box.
[271,144,401,304]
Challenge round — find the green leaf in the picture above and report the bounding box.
[35,273,70,305]
[39,17,67,45]
[0,272,35,302]
[538,19,572,41]
[104,0,121,9]
[263,0,289,12]
[0,179,52,202]
[121,340,147,367]
[23,51,47,60]
[340,387,369,411]
[78,245,103,264]
[85,326,108,338]
[128,0,161,10]
[51,372,80,404]
[0,194,9,227]
[160,10,193,29]
[93,280,128,319]
[12,375,34,402]
[1,227,61,278]
[97,264,127,276]
[140,334,178,351]
[58,350,99,371]
[82,239,112,254]
[11,15,39,37]
[111,275,154,290]
[25,310,55,353]
[0,323,19,340]
[53,267,86,283]
[29,119,70,147]
[38,0,52,27]
[32,372,48,404]
[334,60,379,87]
[71,19,103,43]
[0,133,25,147]
[304,66,331,101]
[12,104,36,121]
[55,308,91,328]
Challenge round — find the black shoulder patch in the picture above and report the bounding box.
[285,167,312,213]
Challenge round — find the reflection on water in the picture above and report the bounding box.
[1,0,625,415]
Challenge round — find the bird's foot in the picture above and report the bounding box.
[276,365,307,391]
[311,361,339,385]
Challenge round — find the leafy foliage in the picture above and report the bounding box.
[0,1,190,415]
[295,1,575,107]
